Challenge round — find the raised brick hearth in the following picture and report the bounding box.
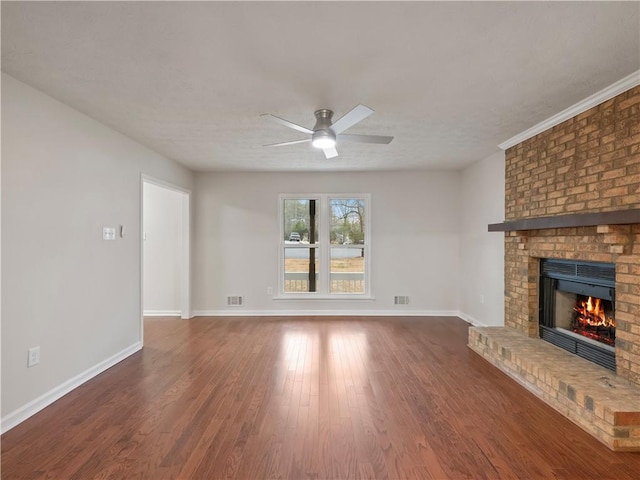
[469,84,640,450]
[470,327,640,451]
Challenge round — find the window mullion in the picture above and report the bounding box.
[319,195,329,295]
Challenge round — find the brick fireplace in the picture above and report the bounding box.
[469,84,640,450]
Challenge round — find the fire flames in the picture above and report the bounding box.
[574,296,615,328]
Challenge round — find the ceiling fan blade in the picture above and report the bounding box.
[264,139,312,147]
[260,113,313,134]
[330,104,374,134]
[339,134,394,144]
[323,146,339,159]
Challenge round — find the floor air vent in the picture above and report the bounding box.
[394,296,410,305]
[227,296,244,306]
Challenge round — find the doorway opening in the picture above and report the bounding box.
[141,176,190,344]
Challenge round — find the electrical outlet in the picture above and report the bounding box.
[480,294,485,305]
[28,346,40,367]
[267,286,273,295]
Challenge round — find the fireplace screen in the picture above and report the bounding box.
[539,259,616,371]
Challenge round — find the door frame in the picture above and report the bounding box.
[140,175,191,344]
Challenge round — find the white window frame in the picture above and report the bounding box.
[276,193,372,299]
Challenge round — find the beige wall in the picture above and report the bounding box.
[1,74,194,428]
[459,151,505,326]
[193,171,462,314]
[143,182,185,315]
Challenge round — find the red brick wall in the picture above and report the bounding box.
[503,85,640,385]
[505,86,640,220]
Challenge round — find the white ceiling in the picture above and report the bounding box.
[2,1,639,172]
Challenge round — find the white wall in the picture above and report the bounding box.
[143,182,184,316]
[1,74,194,428]
[458,151,505,326]
[193,171,461,314]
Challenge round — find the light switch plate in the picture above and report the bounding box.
[103,227,116,240]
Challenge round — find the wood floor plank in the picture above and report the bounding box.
[4,316,640,479]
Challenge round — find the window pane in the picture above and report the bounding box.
[330,246,364,293]
[284,247,319,292]
[283,199,318,244]
[330,199,365,245]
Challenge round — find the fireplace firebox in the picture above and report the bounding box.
[539,259,616,371]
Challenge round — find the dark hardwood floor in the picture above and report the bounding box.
[3,316,640,479]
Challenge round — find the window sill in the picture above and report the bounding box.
[272,295,376,301]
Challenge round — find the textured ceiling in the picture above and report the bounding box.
[2,1,639,172]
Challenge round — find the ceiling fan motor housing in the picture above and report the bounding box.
[313,109,334,129]
[311,109,336,148]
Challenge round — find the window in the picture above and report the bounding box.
[279,194,370,297]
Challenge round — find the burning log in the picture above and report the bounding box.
[574,296,615,328]
[571,295,616,346]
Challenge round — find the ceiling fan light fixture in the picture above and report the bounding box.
[262,105,393,158]
[311,129,336,149]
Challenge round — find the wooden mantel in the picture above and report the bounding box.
[488,208,640,232]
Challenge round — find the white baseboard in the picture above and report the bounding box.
[1,341,142,434]
[191,309,462,317]
[143,310,181,317]
[457,311,488,327]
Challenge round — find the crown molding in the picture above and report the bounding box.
[499,70,640,150]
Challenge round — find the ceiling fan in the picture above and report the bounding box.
[260,104,393,159]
